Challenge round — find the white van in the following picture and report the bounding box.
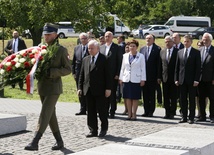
[99,13,131,37]
[165,16,211,35]
[56,21,79,38]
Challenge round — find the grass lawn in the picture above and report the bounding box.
[0,37,202,102]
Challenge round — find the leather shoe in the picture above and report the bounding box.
[196,118,206,122]
[179,119,187,123]
[75,111,86,115]
[86,133,97,138]
[148,113,153,117]
[188,120,194,124]
[98,130,107,137]
[141,113,148,117]
[109,114,115,119]
[210,119,214,123]
[52,141,64,150]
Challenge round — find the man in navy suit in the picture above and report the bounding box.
[140,34,161,117]
[72,32,89,115]
[100,31,123,118]
[198,33,214,123]
[158,36,179,119]
[175,35,201,124]
[5,30,27,90]
[78,40,111,137]
[172,33,184,50]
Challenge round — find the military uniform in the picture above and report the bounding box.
[25,23,72,151]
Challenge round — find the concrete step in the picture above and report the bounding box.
[127,127,214,155]
[71,143,189,155]
[0,113,27,136]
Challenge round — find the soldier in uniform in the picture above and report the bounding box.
[25,23,72,151]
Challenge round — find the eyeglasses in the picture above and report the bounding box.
[80,38,88,40]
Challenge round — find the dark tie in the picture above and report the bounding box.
[176,44,178,49]
[82,46,85,58]
[13,39,16,53]
[90,56,95,71]
[184,49,188,64]
[92,56,95,63]
[167,49,171,63]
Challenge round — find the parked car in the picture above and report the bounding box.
[22,29,32,39]
[188,27,214,40]
[133,25,173,38]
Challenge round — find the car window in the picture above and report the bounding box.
[144,26,152,29]
[195,27,205,32]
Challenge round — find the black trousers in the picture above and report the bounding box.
[179,83,196,120]
[86,89,108,134]
[162,81,177,116]
[198,81,214,119]
[107,79,118,115]
[142,81,156,115]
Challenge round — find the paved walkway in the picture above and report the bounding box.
[0,98,213,155]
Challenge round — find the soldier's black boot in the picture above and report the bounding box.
[24,132,42,151]
[52,131,64,150]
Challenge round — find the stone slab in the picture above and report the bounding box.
[0,113,27,136]
[127,127,214,155]
[71,143,189,155]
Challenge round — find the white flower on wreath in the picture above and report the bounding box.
[16,55,20,58]
[5,62,11,66]
[41,49,47,55]
[32,49,39,54]
[19,50,26,55]
[15,62,21,68]
[19,58,26,63]
[13,57,19,62]
[31,58,36,64]
[0,69,5,75]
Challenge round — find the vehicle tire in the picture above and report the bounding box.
[164,33,170,38]
[58,33,65,39]
[123,32,128,39]
[199,35,203,40]
[26,34,31,39]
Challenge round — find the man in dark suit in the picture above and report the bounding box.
[25,23,72,151]
[5,30,27,90]
[140,34,161,117]
[158,36,179,119]
[172,32,184,115]
[78,40,111,137]
[100,31,122,118]
[72,32,89,115]
[172,33,184,49]
[198,33,214,123]
[175,35,201,124]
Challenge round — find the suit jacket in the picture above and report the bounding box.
[178,43,184,49]
[158,47,178,83]
[78,53,112,96]
[71,44,89,81]
[119,52,146,83]
[140,43,161,81]
[200,45,214,82]
[38,44,72,96]
[175,47,201,85]
[100,42,122,79]
[119,41,126,54]
[5,38,27,55]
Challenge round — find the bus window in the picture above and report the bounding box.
[176,20,209,27]
[165,20,174,26]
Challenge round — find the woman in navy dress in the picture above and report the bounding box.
[119,39,146,120]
